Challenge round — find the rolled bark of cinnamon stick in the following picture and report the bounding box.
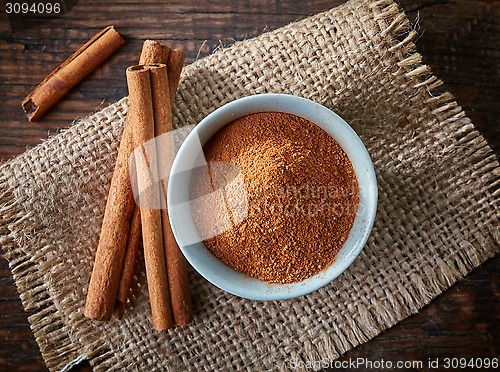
[113,41,172,318]
[150,58,192,326]
[127,64,173,330]
[154,50,192,326]
[22,26,124,121]
[84,117,136,321]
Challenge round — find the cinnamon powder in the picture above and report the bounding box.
[191,112,359,284]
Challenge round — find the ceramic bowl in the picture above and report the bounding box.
[168,94,377,300]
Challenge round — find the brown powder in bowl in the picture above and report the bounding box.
[190,112,359,284]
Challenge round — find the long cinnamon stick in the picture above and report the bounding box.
[113,41,172,318]
[84,116,136,321]
[127,64,173,330]
[22,26,124,121]
[155,50,193,326]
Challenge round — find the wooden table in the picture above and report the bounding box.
[0,1,498,370]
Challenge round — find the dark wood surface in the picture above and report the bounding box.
[0,1,498,371]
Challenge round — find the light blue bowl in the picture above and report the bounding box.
[168,94,377,300]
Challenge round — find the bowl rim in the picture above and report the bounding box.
[168,93,378,300]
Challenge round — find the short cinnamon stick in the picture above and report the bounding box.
[127,64,173,330]
[22,26,124,121]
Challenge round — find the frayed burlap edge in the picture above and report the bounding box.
[1,0,499,370]
[0,189,86,367]
[0,99,129,371]
[0,184,85,368]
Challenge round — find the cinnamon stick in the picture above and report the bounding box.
[127,64,173,330]
[119,43,190,324]
[22,26,124,121]
[154,50,192,326]
[113,41,172,318]
[115,207,142,318]
[84,116,136,321]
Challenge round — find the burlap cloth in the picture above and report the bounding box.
[1,0,499,370]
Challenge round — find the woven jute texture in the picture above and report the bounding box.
[1,0,499,370]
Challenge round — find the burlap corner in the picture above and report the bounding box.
[1,0,499,371]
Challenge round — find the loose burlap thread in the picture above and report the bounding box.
[1,0,499,370]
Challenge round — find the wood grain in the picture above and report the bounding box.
[0,0,498,370]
